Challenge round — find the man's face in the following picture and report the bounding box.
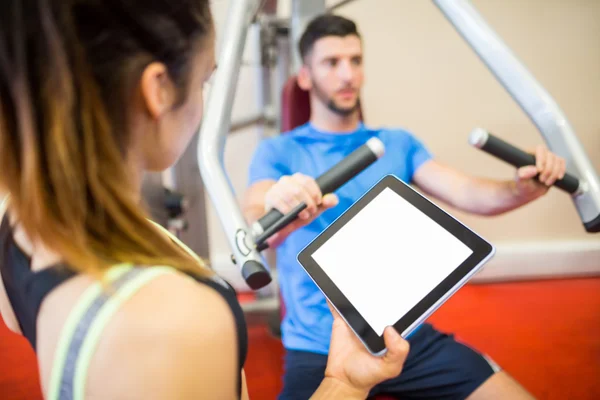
[302,34,364,116]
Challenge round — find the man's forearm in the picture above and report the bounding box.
[310,377,368,400]
[242,181,294,248]
[241,180,275,225]
[413,161,542,217]
[456,177,538,216]
[243,204,266,226]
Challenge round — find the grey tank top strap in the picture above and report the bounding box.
[57,268,143,399]
[47,265,178,400]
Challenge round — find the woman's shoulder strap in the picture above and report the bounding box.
[0,194,9,216]
[47,264,177,400]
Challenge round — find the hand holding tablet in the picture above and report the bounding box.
[322,301,410,397]
[297,175,495,355]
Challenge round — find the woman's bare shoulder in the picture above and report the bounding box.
[85,271,240,400]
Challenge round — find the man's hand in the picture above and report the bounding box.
[263,173,339,246]
[514,145,566,200]
[323,302,409,397]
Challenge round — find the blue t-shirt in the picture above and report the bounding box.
[248,122,433,355]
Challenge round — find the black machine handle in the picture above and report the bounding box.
[253,137,386,249]
[469,128,581,195]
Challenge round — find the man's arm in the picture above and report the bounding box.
[242,179,306,248]
[242,180,276,224]
[242,175,338,248]
[412,146,566,216]
[242,179,292,248]
[243,137,299,247]
[310,378,369,400]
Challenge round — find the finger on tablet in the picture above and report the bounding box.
[383,326,409,360]
[326,300,340,318]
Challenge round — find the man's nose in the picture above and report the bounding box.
[337,60,354,81]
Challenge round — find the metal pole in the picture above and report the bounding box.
[290,0,326,73]
[328,0,360,12]
[198,0,272,290]
[271,28,291,135]
[434,0,600,232]
[230,112,267,133]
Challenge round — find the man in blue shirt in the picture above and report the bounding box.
[243,14,565,400]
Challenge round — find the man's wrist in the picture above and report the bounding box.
[507,179,531,200]
[310,377,370,400]
[507,180,522,198]
[509,178,544,203]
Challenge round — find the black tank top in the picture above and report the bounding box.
[0,214,248,374]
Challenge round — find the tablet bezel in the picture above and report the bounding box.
[297,174,495,355]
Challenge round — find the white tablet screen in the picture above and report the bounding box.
[312,187,473,336]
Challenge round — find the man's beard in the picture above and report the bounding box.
[313,80,359,117]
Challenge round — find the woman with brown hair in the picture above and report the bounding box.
[0,1,408,399]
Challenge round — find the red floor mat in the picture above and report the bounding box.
[426,278,600,400]
[0,329,41,400]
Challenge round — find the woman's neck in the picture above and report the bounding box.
[126,153,145,204]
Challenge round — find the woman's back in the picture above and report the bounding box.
[0,199,248,399]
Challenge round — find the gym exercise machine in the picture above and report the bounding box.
[433,0,600,234]
[143,0,600,292]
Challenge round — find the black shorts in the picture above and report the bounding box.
[279,323,500,400]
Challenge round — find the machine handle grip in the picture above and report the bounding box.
[469,128,581,195]
[253,137,386,247]
[255,209,284,233]
[315,137,385,194]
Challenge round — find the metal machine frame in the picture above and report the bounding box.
[434,0,600,233]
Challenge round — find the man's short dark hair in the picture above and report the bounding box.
[298,14,361,62]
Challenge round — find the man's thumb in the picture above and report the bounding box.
[383,327,409,363]
[322,193,339,208]
[516,165,538,181]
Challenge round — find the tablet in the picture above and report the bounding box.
[297,174,495,356]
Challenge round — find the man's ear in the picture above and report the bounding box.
[140,62,177,120]
[297,65,312,91]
